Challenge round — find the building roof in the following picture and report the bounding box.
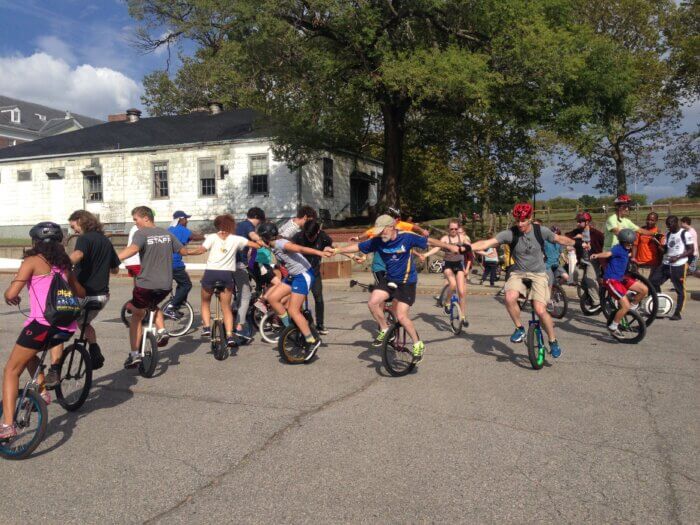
[0,108,268,161]
[0,95,102,135]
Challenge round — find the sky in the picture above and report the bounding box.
[0,0,697,201]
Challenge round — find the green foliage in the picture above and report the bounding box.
[687,182,700,199]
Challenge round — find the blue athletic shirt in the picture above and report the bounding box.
[359,232,428,284]
[603,244,630,281]
[235,220,256,265]
[168,224,192,269]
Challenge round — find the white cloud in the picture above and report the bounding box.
[35,35,76,65]
[0,52,142,119]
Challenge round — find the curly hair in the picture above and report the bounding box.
[24,239,72,272]
[68,209,104,233]
[213,214,236,234]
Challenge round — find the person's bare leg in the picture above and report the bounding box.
[2,345,36,426]
[129,308,146,351]
[220,289,234,334]
[200,288,213,328]
[288,293,311,335]
[367,289,391,331]
[456,270,467,318]
[504,290,523,327]
[533,301,556,341]
[394,301,419,342]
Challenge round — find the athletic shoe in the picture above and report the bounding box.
[412,341,425,363]
[316,325,329,335]
[254,299,268,313]
[226,335,239,347]
[443,304,450,315]
[235,328,253,345]
[44,368,60,389]
[549,340,562,358]
[372,330,387,347]
[510,326,526,343]
[201,326,211,337]
[124,354,142,369]
[462,319,469,328]
[40,389,52,405]
[305,339,322,361]
[669,313,682,321]
[89,343,105,370]
[162,305,184,320]
[0,423,17,441]
[607,325,623,338]
[156,329,170,348]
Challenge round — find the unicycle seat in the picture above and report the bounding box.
[213,280,226,293]
[82,299,103,311]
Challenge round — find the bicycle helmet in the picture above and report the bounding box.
[614,194,633,206]
[576,211,592,222]
[386,207,401,219]
[617,228,636,244]
[29,221,63,243]
[512,203,533,221]
[257,221,278,241]
[551,225,561,235]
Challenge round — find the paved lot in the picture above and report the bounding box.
[0,276,698,523]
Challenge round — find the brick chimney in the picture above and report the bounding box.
[108,113,128,122]
[126,108,142,123]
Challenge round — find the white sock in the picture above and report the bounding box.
[609,322,619,330]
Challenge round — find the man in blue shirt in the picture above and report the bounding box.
[165,210,195,316]
[234,207,265,341]
[331,214,466,363]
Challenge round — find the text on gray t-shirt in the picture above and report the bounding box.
[132,227,183,290]
[495,225,555,273]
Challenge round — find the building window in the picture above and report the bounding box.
[322,157,334,198]
[249,154,269,195]
[152,162,169,199]
[17,170,31,181]
[199,158,216,197]
[85,174,103,202]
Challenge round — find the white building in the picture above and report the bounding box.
[0,105,381,236]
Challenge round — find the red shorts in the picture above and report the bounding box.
[131,287,170,310]
[126,265,141,278]
[605,277,637,299]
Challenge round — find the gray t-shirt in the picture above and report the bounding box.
[132,227,183,290]
[278,219,301,239]
[495,225,555,273]
[273,239,311,276]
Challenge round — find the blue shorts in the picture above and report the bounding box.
[285,269,315,295]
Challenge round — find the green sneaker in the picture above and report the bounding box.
[372,330,387,347]
[412,340,425,363]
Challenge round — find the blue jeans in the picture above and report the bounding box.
[171,267,192,308]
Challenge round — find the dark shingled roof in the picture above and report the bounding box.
[0,95,102,133]
[0,108,268,161]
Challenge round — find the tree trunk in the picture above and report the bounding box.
[612,142,627,194]
[379,100,409,209]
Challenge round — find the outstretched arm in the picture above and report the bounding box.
[553,234,575,247]
[470,238,499,252]
[328,243,362,255]
[118,244,140,261]
[427,238,463,254]
[284,241,331,258]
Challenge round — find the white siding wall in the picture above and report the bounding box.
[0,141,380,233]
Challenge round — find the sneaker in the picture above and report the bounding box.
[316,325,329,335]
[156,329,170,348]
[412,341,425,363]
[226,335,239,347]
[372,330,387,347]
[44,368,60,390]
[305,339,322,361]
[462,318,469,328]
[254,299,268,313]
[0,423,17,442]
[202,326,211,337]
[669,313,682,321]
[89,344,105,370]
[510,326,526,343]
[235,328,253,345]
[443,304,451,315]
[40,389,52,405]
[124,353,142,369]
[608,325,623,338]
[549,340,562,358]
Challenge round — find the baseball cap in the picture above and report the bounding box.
[173,210,191,219]
[371,214,396,236]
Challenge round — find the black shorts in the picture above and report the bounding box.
[17,321,74,351]
[251,264,274,287]
[377,281,417,306]
[200,270,235,292]
[443,260,465,273]
[372,270,387,286]
[131,287,170,310]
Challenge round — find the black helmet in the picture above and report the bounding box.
[617,228,636,245]
[29,221,63,243]
[257,221,278,241]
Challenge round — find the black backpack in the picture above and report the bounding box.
[43,271,81,326]
[509,224,546,262]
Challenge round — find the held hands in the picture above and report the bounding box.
[457,244,472,254]
[591,253,599,260]
[323,246,335,255]
[350,236,360,242]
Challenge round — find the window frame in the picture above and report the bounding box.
[322,157,334,198]
[248,153,269,196]
[17,169,31,182]
[152,161,169,199]
[198,157,217,197]
[84,173,103,202]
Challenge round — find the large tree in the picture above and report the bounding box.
[130,0,590,208]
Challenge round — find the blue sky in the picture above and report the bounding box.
[0,0,696,201]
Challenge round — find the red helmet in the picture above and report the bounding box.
[512,203,533,221]
[576,211,592,222]
[614,194,632,206]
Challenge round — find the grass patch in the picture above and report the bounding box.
[0,238,30,247]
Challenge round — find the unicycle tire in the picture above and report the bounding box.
[211,320,229,361]
[628,272,658,327]
[548,284,568,319]
[381,323,416,377]
[138,332,159,378]
[449,301,463,335]
[278,325,313,364]
[163,300,194,337]
[56,343,92,412]
[610,309,646,344]
[260,311,284,344]
[526,324,545,370]
[0,389,47,460]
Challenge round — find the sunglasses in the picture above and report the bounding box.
[449,227,459,231]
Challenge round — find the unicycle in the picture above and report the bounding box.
[55,301,96,411]
[381,320,417,377]
[448,294,463,335]
[277,299,320,364]
[520,279,547,370]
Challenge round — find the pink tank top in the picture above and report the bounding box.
[26,267,78,331]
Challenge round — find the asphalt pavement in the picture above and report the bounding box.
[0,275,698,524]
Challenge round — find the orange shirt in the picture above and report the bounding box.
[364,221,414,238]
[634,226,661,266]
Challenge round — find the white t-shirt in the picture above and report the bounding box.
[123,225,140,266]
[202,234,249,271]
[663,230,691,267]
[683,226,698,257]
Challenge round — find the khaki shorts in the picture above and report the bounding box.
[505,272,550,304]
